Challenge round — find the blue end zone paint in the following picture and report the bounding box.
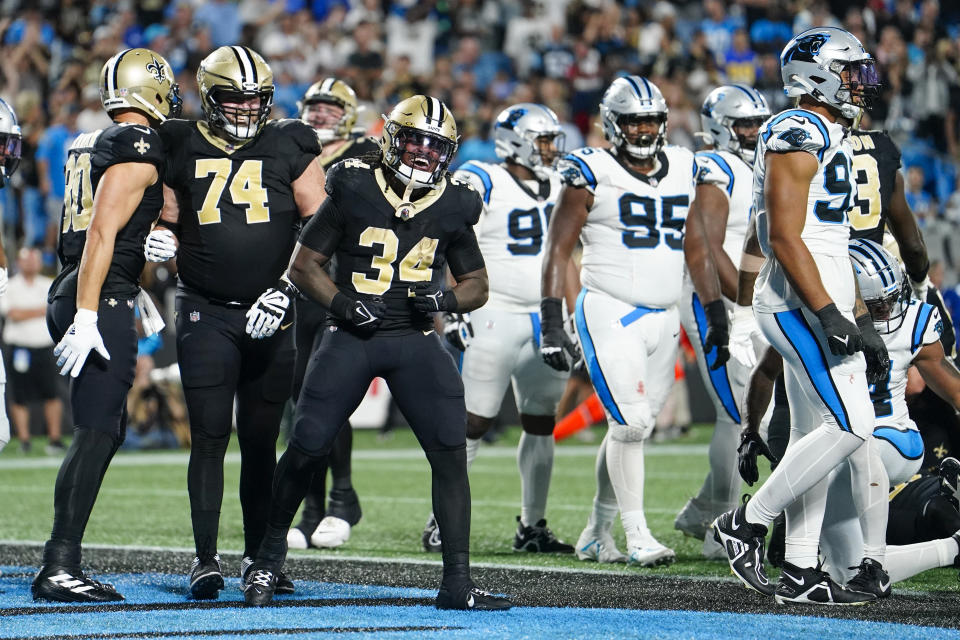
[691,294,740,423]
[3,568,958,640]
[873,427,925,460]
[574,289,626,425]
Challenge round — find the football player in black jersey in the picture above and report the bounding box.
[287,78,378,553]
[32,48,181,603]
[142,45,326,600]
[241,95,511,610]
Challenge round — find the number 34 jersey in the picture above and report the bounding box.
[159,118,321,303]
[558,145,696,308]
[753,108,854,313]
[53,122,165,300]
[453,161,560,313]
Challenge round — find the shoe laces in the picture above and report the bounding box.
[249,569,274,588]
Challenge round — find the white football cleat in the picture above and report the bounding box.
[626,528,676,567]
[575,527,627,563]
[310,516,351,548]
[287,527,309,550]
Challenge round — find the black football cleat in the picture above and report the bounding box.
[243,568,277,607]
[241,556,294,595]
[846,557,892,599]
[435,582,512,610]
[422,513,442,553]
[775,561,876,605]
[513,516,574,553]
[712,495,774,596]
[189,554,224,600]
[327,487,363,526]
[767,514,786,568]
[939,457,960,508]
[32,565,124,603]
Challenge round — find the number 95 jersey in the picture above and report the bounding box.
[454,161,560,313]
[558,145,696,308]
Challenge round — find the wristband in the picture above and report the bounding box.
[330,292,353,320]
[540,297,564,331]
[704,299,727,329]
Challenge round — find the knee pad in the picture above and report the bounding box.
[609,422,652,443]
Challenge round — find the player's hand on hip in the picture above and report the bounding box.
[331,292,386,330]
[0,266,7,297]
[144,228,178,262]
[737,429,779,486]
[702,299,730,370]
[857,313,890,384]
[815,303,863,356]
[410,282,457,314]
[442,312,473,351]
[540,297,580,372]
[54,309,110,377]
[245,287,292,339]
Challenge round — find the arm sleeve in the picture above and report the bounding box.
[446,223,485,277]
[299,196,345,257]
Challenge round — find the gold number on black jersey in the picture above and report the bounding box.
[62,152,94,232]
[195,159,270,225]
[851,153,881,231]
[353,226,438,295]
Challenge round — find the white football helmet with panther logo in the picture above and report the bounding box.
[849,238,909,334]
[780,27,879,120]
[599,75,668,160]
[0,98,21,187]
[700,85,770,163]
[493,103,565,180]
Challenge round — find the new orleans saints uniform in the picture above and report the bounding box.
[847,130,901,244]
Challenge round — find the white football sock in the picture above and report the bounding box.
[849,437,888,563]
[586,435,619,531]
[465,437,481,471]
[695,416,741,511]
[884,537,959,583]
[518,432,553,527]
[0,383,8,454]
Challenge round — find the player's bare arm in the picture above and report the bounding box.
[446,267,488,313]
[288,242,337,307]
[292,156,327,217]
[542,185,591,300]
[77,161,158,312]
[143,183,181,262]
[683,191,722,304]
[698,183,736,301]
[913,340,960,409]
[736,220,763,306]
[737,344,782,485]
[887,171,929,284]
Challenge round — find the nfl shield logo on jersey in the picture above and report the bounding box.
[189,310,200,323]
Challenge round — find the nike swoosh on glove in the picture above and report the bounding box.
[331,292,387,330]
[702,299,730,371]
[540,297,580,372]
[54,309,110,378]
[144,228,178,262]
[857,313,890,385]
[245,288,291,339]
[442,312,473,351]
[815,303,863,356]
[737,429,779,486]
[410,282,457,313]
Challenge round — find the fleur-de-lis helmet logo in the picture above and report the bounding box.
[145,56,166,84]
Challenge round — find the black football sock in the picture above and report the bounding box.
[238,428,280,558]
[258,446,326,570]
[294,469,328,536]
[426,447,471,586]
[45,428,120,567]
[329,423,354,491]
[188,432,230,559]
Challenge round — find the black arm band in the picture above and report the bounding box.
[155,218,180,235]
[704,299,728,330]
[540,297,564,332]
[856,313,875,332]
[907,259,930,284]
[278,273,302,299]
[330,292,353,320]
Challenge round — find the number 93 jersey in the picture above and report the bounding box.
[53,122,165,300]
[160,118,322,303]
[847,129,901,243]
[453,161,560,312]
[753,108,854,313]
[558,145,696,308]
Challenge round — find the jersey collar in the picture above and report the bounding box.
[374,167,448,220]
[197,121,254,154]
[607,149,670,186]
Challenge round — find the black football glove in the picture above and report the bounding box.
[330,292,387,330]
[540,297,580,372]
[738,429,779,486]
[857,313,890,385]
[815,303,863,356]
[410,282,458,314]
[442,312,473,351]
[702,299,730,371]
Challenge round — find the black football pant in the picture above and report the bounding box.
[292,298,355,537]
[176,292,295,560]
[42,295,137,567]
[258,328,472,585]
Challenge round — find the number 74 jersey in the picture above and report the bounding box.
[558,145,696,308]
[453,161,560,313]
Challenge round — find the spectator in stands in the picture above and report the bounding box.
[723,28,760,85]
[35,100,79,262]
[1,247,63,454]
[906,165,937,225]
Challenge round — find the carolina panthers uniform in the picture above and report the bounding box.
[558,145,696,436]
[293,159,485,454]
[159,117,321,560]
[454,160,567,419]
[48,123,165,437]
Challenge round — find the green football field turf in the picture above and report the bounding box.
[1,424,957,591]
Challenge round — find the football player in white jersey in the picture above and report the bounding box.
[541,75,698,567]
[674,85,770,554]
[712,27,892,605]
[428,103,574,553]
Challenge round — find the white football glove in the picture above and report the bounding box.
[728,304,760,368]
[0,266,7,297]
[144,228,178,262]
[54,309,110,377]
[442,312,473,351]
[245,287,291,339]
[910,275,932,302]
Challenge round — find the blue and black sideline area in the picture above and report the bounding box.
[1,544,958,639]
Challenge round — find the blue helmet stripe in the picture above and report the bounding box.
[849,243,890,288]
[624,76,645,100]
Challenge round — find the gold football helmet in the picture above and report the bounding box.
[197,45,274,142]
[298,77,358,143]
[380,95,458,187]
[99,48,182,123]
